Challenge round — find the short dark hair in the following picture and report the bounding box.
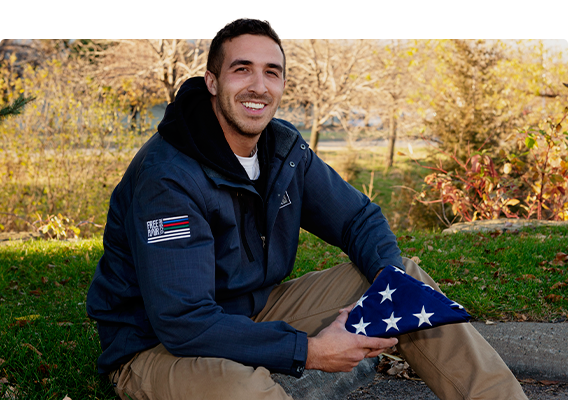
[207,18,286,78]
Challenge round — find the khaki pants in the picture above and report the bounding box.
[109,258,527,400]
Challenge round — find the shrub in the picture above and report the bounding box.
[415,105,568,223]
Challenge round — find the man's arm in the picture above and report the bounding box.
[299,149,404,283]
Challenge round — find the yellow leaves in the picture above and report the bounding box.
[15,314,40,321]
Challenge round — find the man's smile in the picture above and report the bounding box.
[242,101,266,110]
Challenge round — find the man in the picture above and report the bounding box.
[87,19,527,399]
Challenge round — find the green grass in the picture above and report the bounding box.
[1,226,567,398]
[0,239,114,399]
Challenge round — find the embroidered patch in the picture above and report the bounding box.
[147,215,191,244]
[279,191,292,209]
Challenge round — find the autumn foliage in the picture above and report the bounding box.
[416,105,568,224]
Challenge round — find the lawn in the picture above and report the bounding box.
[1,227,567,398]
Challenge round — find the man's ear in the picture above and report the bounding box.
[204,70,218,96]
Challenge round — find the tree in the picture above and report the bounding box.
[420,40,516,159]
[370,40,424,167]
[92,39,208,105]
[281,39,375,154]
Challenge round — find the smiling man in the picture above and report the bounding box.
[87,19,527,400]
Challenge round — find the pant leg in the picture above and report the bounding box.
[109,344,292,400]
[107,263,366,400]
[398,257,528,400]
[252,262,369,335]
[256,259,527,399]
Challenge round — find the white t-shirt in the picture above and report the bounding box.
[235,151,260,180]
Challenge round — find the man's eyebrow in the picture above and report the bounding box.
[229,59,253,69]
[228,59,283,73]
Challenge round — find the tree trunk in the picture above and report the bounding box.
[310,107,320,154]
[386,105,397,168]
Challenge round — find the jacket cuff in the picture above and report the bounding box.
[289,330,308,378]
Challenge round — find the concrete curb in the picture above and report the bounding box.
[472,321,568,382]
[272,358,378,400]
[272,322,568,399]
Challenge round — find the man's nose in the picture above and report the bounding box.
[247,71,268,94]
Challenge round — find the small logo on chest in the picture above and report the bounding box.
[147,215,191,244]
[280,191,292,209]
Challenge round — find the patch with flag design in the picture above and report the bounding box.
[147,215,191,244]
[346,265,471,337]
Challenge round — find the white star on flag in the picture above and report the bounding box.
[413,306,434,327]
[451,301,464,309]
[352,317,371,335]
[379,284,396,303]
[382,312,401,332]
[353,295,368,310]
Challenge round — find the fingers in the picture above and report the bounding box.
[339,302,356,314]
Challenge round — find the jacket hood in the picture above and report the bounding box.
[158,76,254,183]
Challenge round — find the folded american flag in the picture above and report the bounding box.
[346,265,471,337]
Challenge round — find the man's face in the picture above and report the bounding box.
[205,34,286,138]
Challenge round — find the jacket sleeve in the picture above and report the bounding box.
[126,165,307,377]
[299,149,404,282]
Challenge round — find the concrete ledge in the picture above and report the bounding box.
[472,321,568,382]
[442,219,568,234]
[271,357,378,400]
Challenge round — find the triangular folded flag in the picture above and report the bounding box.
[346,265,471,337]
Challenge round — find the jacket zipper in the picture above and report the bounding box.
[237,192,255,262]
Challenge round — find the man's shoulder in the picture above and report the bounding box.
[269,118,307,157]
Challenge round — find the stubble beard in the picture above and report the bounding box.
[215,92,276,138]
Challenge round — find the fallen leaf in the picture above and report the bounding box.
[60,341,77,351]
[0,377,8,384]
[439,279,455,285]
[551,282,567,290]
[57,322,74,327]
[485,320,495,325]
[545,294,563,302]
[405,247,417,253]
[62,396,72,400]
[410,256,421,264]
[41,276,48,284]
[9,320,33,328]
[21,343,42,357]
[518,378,536,384]
[59,278,72,285]
[427,245,434,251]
[515,274,537,281]
[15,314,40,321]
[54,281,61,288]
[539,380,561,385]
[29,289,42,297]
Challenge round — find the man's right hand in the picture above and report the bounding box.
[305,304,398,373]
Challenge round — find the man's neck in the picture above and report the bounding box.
[223,129,260,157]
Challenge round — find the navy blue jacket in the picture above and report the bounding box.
[86,77,403,377]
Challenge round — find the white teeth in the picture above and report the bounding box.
[243,102,265,110]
